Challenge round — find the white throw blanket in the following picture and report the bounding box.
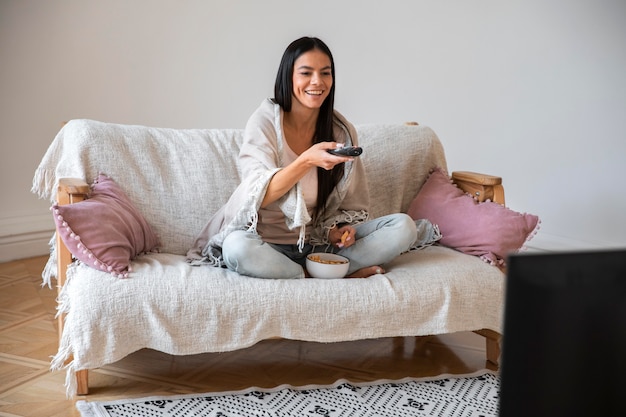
[52,249,503,397]
[31,119,504,397]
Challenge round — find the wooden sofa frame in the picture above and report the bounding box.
[54,172,504,395]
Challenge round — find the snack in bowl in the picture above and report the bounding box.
[306,253,350,279]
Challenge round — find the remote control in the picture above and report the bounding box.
[327,146,363,157]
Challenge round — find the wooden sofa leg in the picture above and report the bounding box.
[474,329,501,366]
[76,370,89,395]
[485,335,500,365]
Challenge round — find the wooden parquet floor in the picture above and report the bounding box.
[0,256,494,417]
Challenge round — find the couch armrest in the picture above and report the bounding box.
[57,178,90,201]
[55,178,91,395]
[451,171,505,205]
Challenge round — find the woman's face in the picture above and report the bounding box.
[291,49,333,112]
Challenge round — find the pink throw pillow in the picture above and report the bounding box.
[51,174,159,277]
[407,168,539,265]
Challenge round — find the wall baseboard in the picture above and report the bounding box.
[526,232,625,253]
[0,213,54,263]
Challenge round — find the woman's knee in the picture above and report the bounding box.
[222,230,259,269]
[386,213,418,251]
[401,213,419,248]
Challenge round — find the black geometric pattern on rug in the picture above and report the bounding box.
[79,373,500,417]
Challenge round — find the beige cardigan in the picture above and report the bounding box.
[187,99,370,266]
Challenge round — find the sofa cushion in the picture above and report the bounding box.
[407,168,539,265]
[51,174,160,277]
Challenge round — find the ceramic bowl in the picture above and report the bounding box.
[306,253,350,279]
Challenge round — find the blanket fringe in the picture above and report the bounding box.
[297,224,306,252]
[50,264,79,398]
[338,209,369,225]
[75,400,96,417]
[55,264,73,317]
[433,224,442,242]
[246,210,259,234]
[31,167,57,202]
[310,210,369,247]
[41,234,57,288]
[50,341,78,398]
[410,219,442,251]
[64,364,78,399]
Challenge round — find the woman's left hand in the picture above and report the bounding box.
[330,225,356,249]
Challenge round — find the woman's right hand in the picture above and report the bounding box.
[303,142,354,170]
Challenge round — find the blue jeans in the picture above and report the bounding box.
[221,213,417,279]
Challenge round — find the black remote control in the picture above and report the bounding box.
[327,146,363,157]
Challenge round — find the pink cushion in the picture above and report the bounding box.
[407,168,539,265]
[51,174,159,277]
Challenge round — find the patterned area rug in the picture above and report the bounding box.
[76,371,499,417]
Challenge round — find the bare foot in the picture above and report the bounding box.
[345,266,385,279]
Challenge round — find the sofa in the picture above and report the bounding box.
[32,119,538,397]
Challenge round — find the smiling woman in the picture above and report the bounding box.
[188,36,419,280]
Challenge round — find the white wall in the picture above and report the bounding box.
[2,0,625,261]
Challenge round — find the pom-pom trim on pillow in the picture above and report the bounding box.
[407,168,540,266]
[52,208,120,275]
[51,174,160,278]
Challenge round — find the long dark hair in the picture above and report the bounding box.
[274,37,344,219]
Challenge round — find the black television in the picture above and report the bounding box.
[499,249,626,417]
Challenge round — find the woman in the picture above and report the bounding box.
[188,37,417,278]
